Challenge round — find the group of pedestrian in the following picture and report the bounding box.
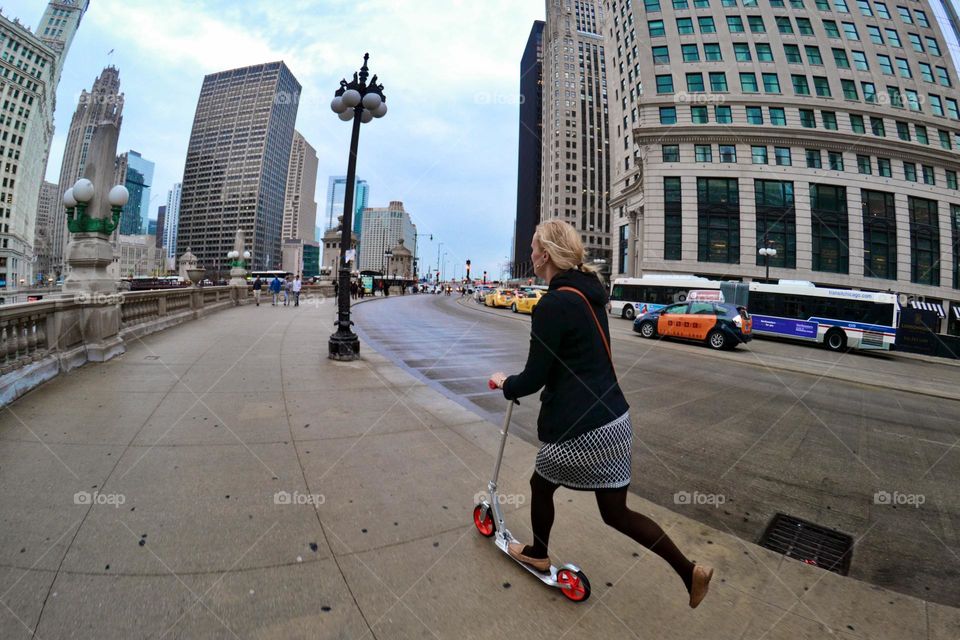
[251,274,302,307]
[349,281,367,300]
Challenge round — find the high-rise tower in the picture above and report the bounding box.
[514,20,546,278]
[541,0,612,278]
[177,62,301,270]
[51,66,124,275]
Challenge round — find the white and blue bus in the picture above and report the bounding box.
[609,275,721,320]
[747,281,899,351]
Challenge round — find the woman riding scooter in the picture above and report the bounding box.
[489,220,714,609]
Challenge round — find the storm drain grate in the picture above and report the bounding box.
[758,513,854,575]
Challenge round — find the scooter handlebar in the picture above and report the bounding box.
[488,379,498,390]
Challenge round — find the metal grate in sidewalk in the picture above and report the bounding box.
[758,513,854,575]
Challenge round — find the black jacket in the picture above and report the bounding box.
[502,269,629,443]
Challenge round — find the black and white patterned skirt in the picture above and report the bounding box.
[535,412,633,490]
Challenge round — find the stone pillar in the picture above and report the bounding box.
[61,121,125,363]
[228,228,248,304]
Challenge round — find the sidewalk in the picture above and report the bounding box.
[0,302,956,639]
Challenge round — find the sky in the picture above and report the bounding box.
[7,0,545,280]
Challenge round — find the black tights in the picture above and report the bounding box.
[525,471,695,593]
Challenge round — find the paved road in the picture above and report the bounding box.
[353,293,960,606]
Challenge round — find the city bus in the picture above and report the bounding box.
[747,281,899,351]
[609,275,721,320]
[248,270,291,282]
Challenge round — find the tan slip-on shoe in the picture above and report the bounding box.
[689,564,714,609]
[507,541,551,573]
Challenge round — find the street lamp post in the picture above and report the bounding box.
[758,238,778,283]
[327,53,387,360]
[436,242,443,283]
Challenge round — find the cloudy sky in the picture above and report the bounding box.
[9,0,544,279]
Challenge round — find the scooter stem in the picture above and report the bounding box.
[490,400,514,487]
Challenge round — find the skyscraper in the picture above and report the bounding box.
[155,205,166,249]
[177,62,301,270]
[164,183,181,260]
[514,20,546,278]
[34,181,58,281]
[118,150,154,235]
[325,176,369,233]
[605,0,960,330]
[283,130,318,241]
[358,201,416,273]
[50,66,124,275]
[0,1,88,288]
[541,0,612,279]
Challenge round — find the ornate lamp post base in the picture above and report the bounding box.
[328,330,360,360]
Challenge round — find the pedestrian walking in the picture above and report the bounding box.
[350,281,358,300]
[252,276,263,306]
[293,274,302,307]
[358,281,365,299]
[269,275,282,306]
[488,219,714,609]
[283,276,292,306]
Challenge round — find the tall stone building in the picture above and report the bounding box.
[358,201,416,273]
[177,62,301,270]
[34,180,58,281]
[51,66,124,276]
[513,20,546,279]
[604,0,960,332]
[282,130,318,242]
[541,0,612,279]
[0,1,88,289]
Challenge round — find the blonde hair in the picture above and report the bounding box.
[534,220,600,275]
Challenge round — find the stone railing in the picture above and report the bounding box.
[0,286,244,405]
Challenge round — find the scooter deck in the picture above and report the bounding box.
[494,528,577,587]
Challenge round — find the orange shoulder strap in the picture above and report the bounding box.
[556,286,614,370]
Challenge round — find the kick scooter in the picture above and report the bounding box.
[472,383,591,602]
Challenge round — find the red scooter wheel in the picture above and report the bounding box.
[557,568,591,602]
[473,503,495,537]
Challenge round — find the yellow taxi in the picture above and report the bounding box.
[512,289,544,314]
[484,288,516,308]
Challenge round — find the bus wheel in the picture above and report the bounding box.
[624,306,635,320]
[824,328,847,352]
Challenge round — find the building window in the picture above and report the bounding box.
[952,204,960,288]
[740,72,759,93]
[697,177,740,263]
[699,16,717,33]
[653,46,670,64]
[806,149,823,168]
[734,43,752,61]
[682,44,700,61]
[857,154,872,174]
[749,15,766,32]
[769,107,787,125]
[792,75,811,95]
[695,144,713,162]
[833,48,850,68]
[774,147,792,165]
[687,72,705,92]
[829,151,845,170]
[853,51,870,70]
[704,43,723,60]
[649,20,667,36]
[691,105,709,123]
[777,17,794,34]
[715,105,733,123]
[841,79,859,100]
[814,76,831,97]
[896,120,910,140]
[709,72,728,91]
[922,165,936,185]
[660,106,677,124]
[877,157,892,176]
[746,106,764,124]
[904,162,917,181]
[676,17,694,34]
[728,16,745,32]
[810,183,849,273]
[822,111,838,129]
[763,73,781,93]
[664,177,683,260]
[870,116,885,136]
[662,144,680,162]
[656,74,674,93]
[909,196,940,285]
[806,46,824,65]
[755,180,797,268]
[752,145,768,164]
[619,223,630,274]
[878,54,894,75]
[797,17,815,34]
[850,114,866,133]
[862,81,877,102]
[862,189,898,279]
[799,109,816,128]
[719,145,737,162]
[920,62,935,83]
[946,170,957,190]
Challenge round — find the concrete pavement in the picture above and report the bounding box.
[0,300,958,639]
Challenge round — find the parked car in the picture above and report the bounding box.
[474,286,494,303]
[512,289,544,314]
[633,301,752,350]
[485,288,517,308]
